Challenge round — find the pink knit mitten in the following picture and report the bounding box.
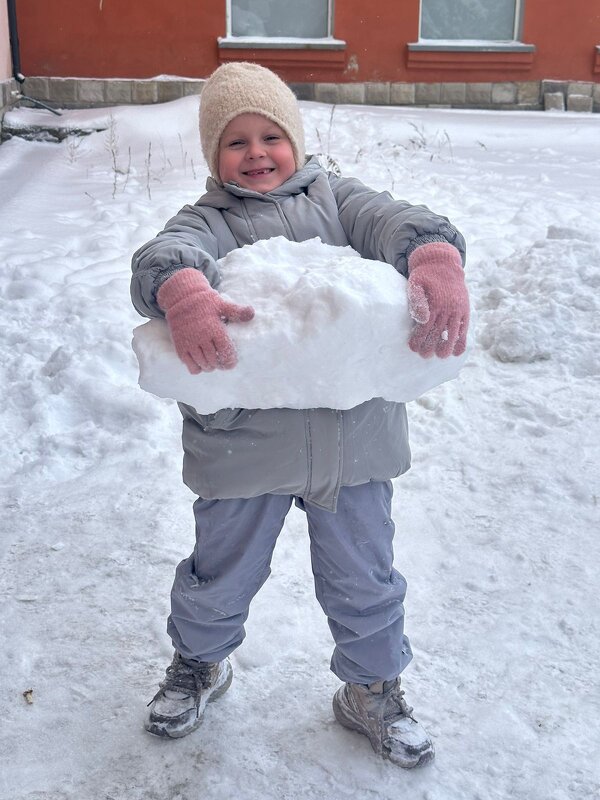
[157,268,254,374]
[407,243,469,358]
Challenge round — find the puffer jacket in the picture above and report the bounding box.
[131,157,466,511]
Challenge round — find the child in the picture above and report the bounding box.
[131,62,469,768]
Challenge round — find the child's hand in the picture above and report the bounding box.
[407,243,469,358]
[157,268,254,374]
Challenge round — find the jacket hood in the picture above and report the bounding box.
[197,155,324,209]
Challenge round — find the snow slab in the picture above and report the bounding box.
[132,236,467,412]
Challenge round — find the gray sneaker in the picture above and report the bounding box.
[145,652,233,739]
[332,678,435,768]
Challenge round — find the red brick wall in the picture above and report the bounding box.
[522,0,600,78]
[17,0,223,78]
[15,0,600,83]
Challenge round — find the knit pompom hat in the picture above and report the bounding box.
[199,62,306,183]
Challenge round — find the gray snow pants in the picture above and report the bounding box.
[167,480,413,684]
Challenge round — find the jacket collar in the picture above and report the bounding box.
[198,155,323,208]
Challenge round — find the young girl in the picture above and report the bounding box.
[131,62,469,769]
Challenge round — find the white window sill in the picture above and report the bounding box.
[409,39,535,53]
[218,36,346,50]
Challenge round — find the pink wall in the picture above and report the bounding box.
[0,0,12,81]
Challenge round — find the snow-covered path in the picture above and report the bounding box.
[1,99,599,800]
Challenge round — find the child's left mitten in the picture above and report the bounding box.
[407,243,469,358]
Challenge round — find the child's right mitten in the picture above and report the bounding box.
[157,268,255,374]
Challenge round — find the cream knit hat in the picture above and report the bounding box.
[199,62,306,183]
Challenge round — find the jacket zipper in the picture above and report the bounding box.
[273,200,297,241]
[240,198,258,242]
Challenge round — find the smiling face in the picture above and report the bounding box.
[218,113,297,193]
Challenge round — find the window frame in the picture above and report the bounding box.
[220,0,344,49]
[415,0,530,50]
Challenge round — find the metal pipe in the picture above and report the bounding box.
[5,0,61,115]
[7,0,24,83]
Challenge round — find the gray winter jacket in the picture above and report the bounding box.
[131,157,466,511]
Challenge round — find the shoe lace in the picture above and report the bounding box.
[382,680,417,723]
[148,655,213,711]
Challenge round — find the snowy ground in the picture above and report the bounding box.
[0,97,599,800]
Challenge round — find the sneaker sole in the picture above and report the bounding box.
[145,660,233,739]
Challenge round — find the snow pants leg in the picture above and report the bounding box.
[167,481,412,684]
[168,493,293,663]
[298,480,412,684]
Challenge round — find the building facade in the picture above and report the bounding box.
[2,0,600,114]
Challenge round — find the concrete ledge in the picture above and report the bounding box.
[288,83,316,101]
[1,79,19,137]
[568,81,593,96]
[1,78,18,111]
[541,80,569,96]
[567,94,593,113]
[9,77,206,110]
[1,121,107,143]
[440,83,466,104]
[541,79,599,112]
[544,92,565,111]
[517,81,541,105]
[391,83,416,105]
[492,82,518,104]
[365,82,390,105]
[465,83,493,106]
[2,77,599,118]
[314,83,340,104]
[415,83,442,105]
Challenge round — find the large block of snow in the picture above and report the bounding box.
[132,237,467,413]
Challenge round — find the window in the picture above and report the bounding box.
[420,0,522,42]
[227,0,332,40]
[408,0,533,67]
[219,0,345,61]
